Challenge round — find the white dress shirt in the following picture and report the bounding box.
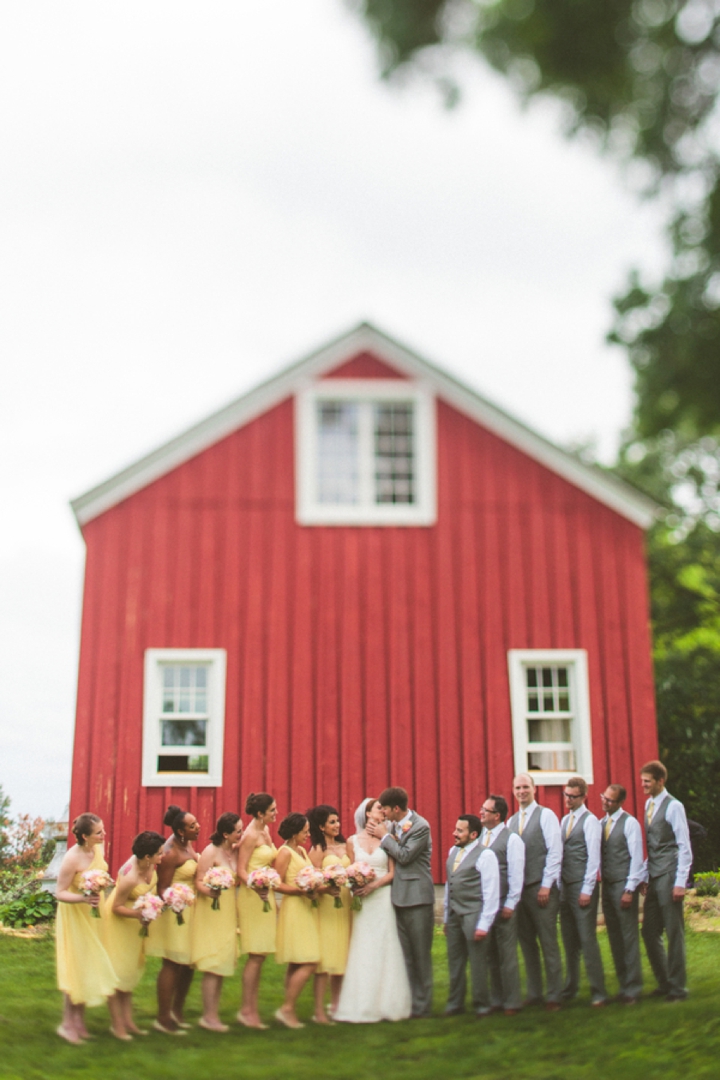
[643,789,692,888]
[443,837,501,933]
[601,808,646,892]
[481,823,525,911]
[560,803,601,896]
[519,801,563,889]
[382,809,413,842]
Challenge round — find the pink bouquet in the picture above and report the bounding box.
[323,864,349,908]
[247,867,281,912]
[163,883,195,925]
[202,866,235,910]
[294,865,325,907]
[133,892,165,936]
[345,862,376,910]
[80,868,114,918]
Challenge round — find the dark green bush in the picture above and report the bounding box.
[0,890,56,928]
[693,872,720,897]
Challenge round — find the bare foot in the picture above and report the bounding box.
[57,1025,84,1046]
[312,1013,335,1025]
[109,1027,133,1042]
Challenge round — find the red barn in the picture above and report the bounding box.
[70,322,658,878]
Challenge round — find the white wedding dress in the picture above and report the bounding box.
[334,834,412,1023]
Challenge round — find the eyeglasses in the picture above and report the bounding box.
[600,795,618,803]
[563,791,583,799]
[480,806,499,814]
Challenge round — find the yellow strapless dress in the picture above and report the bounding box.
[317,852,351,975]
[275,847,320,965]
[55,845,119,1006]
[191,865,239,977]
[145,859,197,965]
[237,843,278,956]
[101,869,157,993]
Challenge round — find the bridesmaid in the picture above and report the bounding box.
[102,830,165,1039]
[191,811,242,1032]
[273,813,321,1029]
[145,804,200,1034]
[55,812,118,1044]
[236,792,278,1029]
[308,805,351,1023]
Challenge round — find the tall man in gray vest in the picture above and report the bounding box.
[559,776,607,1006]
[640,760,692,1001]
[507,773,564,1010]
[599,783,646,1004]
[479,794,525,1014]
[443,814,500,1017]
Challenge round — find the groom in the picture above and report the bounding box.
[369,786,435,1018]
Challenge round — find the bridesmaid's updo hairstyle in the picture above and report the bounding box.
[72,812,101,846]
[164,804,189,837]
[278,813,307,842]
[307,805,346,851]
[132,831,165,859]
[211,812,241,846]
[245,792,274,818]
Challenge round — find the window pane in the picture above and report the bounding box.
[557,667,568,687]
[528,693,539,712]
[161,720,207,747]
[317,401,360,504]
[558,692,570,712]
[526,668,538,688]
[542,667,553,688]
[374,403,415,505]
[543,693,554,711]
[163,668,175,689]
[180,666,192,688]
[157,753,209,774]
[528,749,576,772]
[528,717,571,743]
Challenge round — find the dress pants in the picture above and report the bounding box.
[445,908,490,1014]
[516,882,563,1004]
[559,881,606,1003]
[395,903,434,1016]
[488,909,522,1010]
[642,872,687,998]
[601,880,642,999]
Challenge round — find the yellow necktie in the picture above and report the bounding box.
[647,800,655,825]
[483,831,491,847]
[566,813,575,839]
[519,810,526,836]
[604,818,612,842]
[452,848,463,872]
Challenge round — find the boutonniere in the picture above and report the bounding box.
[401,822,412,834]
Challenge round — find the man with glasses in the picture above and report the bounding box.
[507,774,563,1011]
[599,784,645,1004]
[479,795,525,1015]
[559,776,606,1007]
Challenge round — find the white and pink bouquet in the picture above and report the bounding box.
[247,867,281,912]
[294,865,325,907]
[323,864,349,908]
[202,866,235,910]
[81,868,114,918]
[345,862,376,910]
[133,892,165,936]
[163,883,195,925]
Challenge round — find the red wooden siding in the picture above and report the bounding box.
[71,383,657,879]
[323,353,409,379]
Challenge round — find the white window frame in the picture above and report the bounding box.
[142,648,226,788]
[295,379,437,526]
[508,649,593,787]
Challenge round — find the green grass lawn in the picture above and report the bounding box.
[1,927,718,1080]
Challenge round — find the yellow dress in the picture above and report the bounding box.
[55,845,119,1006]
[101,869,157,993]
[191,865,239,977]
[317,852,351,976]
[237,843,278,956]
[145,859,197,966]
[275,846,320,965]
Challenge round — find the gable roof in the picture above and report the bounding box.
[71,321,658,529]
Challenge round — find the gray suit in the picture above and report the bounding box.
[642,793,688,999]
[486,826,523,1011]
[381,811,435,1017]
[444,843,494,1015]
[559,809,606,1004]
[601,810,643,1000]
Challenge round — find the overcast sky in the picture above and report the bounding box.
[0,2,667,820]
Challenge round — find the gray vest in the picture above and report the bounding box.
[446,845,483,917]
[487,827,510,904]
[646,795,678,879]
[508,805,547,886]
[562,810,590,885]
[601,811,630,884]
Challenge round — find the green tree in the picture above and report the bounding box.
[0,785,11,863]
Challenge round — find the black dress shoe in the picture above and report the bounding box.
[443,1008,465,1017]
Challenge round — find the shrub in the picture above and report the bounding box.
[693,871,720,897]
[0,889,56,929]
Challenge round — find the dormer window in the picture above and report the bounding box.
[296,380,436,525]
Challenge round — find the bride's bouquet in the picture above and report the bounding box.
[80,868,114,918]
[247,867,281,912]
[345,862,376,911]
[202,866,235,910]
[163,883,195,925]
[323,864,349,908]
[133,892,165,936]
[294,866,325,907]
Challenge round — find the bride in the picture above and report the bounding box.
[334,798,412,1023]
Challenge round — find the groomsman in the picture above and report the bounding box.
[640,760,692,1001]
[507,774,564,1011]
[443,814,500,1017]
[479,795,525,1014]
[559,776,607,1007]
[599,784,646,1004]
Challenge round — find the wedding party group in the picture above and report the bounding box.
[54,761,691,1045]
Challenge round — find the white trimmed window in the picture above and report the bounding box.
[508,650,593,786]
[142,649,226,787]
[295,380,436,525]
